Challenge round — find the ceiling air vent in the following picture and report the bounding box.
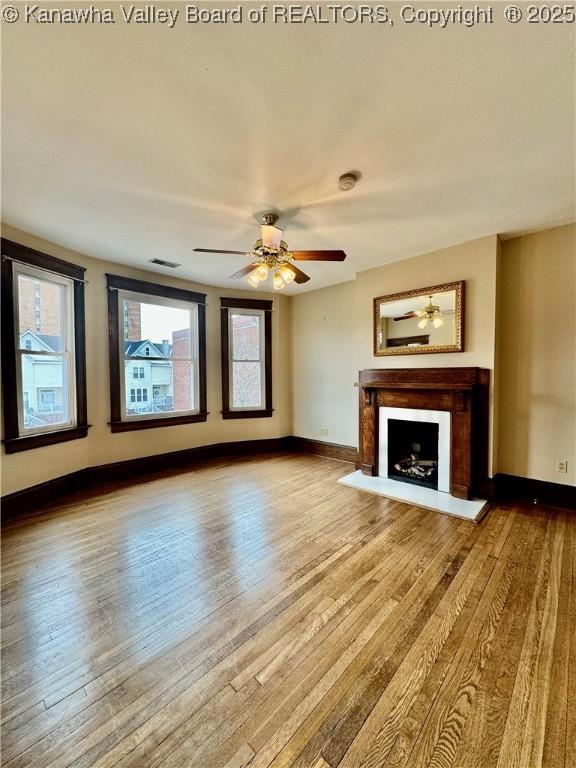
[149,258,181,269]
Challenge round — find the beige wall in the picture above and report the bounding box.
[497,224,576,485]
[292,237,499,473]
[0,226,292,496]
[3,224,574,495]
[291,280,358,449]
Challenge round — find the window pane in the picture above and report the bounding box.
[232,361,261,408]
[18,274,64,352]
[20,355,69,429]
[232,314,260,360]
[123,360,195,415]
[122,299,192,358]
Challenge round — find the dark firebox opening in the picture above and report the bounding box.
[388,419,439,490]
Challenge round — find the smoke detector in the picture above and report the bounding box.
[338,172,360,192]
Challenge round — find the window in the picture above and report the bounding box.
[220,298,272,419]
[131,388,149,403]
[1,239,88,453]
[106,274,207,432]
[39,389,57,404]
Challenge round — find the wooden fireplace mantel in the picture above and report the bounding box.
[357,367,490,500]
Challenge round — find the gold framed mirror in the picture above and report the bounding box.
[373,280,464,356]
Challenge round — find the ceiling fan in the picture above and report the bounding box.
[393,295,454,329]
[193,213,346,290]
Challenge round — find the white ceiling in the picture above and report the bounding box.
[2,8,574,293]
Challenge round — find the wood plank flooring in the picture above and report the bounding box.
[1,452,574,768]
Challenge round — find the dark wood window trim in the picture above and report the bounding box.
[106,273,206,306]
[1,238,89,454]
[106,273,207,433]
[220,297,273,420]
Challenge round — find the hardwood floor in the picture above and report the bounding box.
[1,453,574,768]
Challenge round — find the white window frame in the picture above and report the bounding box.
[13,263,77,436]
[117,289,200,422]
[228,308,266,412]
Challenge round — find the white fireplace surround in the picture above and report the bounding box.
[379,407,451,493]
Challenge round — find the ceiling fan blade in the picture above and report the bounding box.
[291,250,347,262]
[261,224,283,250]
[194,248,249,255]
[392,312,419,321]
[284,263,310,284]
[228,263,260,279]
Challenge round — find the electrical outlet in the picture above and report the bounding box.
[556,460,568,474]
[320,428,329,436]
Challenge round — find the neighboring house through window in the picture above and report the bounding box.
[1,239,88,453]
[106,273,207,432]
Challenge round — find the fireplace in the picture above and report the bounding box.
[387,419,439,489]
[358,368,490,500]
[379,405,451,492]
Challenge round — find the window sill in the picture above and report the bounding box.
[110,412,208,432]
[3,425,90,454]
[222,409,274,420]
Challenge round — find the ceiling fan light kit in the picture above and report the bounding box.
[279,264,295,284]
[272,270,285,291]
[246,270,263,288]
[416,295,444,329]
[254,264,269,281]
[193,211,347,290]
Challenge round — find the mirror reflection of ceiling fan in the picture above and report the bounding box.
[193,213,346,290]
[393,295,454,329]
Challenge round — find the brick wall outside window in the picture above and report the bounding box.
[18,278,61,336]
[172,328,192,411]
[125,300,142,340]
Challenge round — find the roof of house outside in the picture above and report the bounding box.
[124,340,170,358]
[20,330,61,353]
